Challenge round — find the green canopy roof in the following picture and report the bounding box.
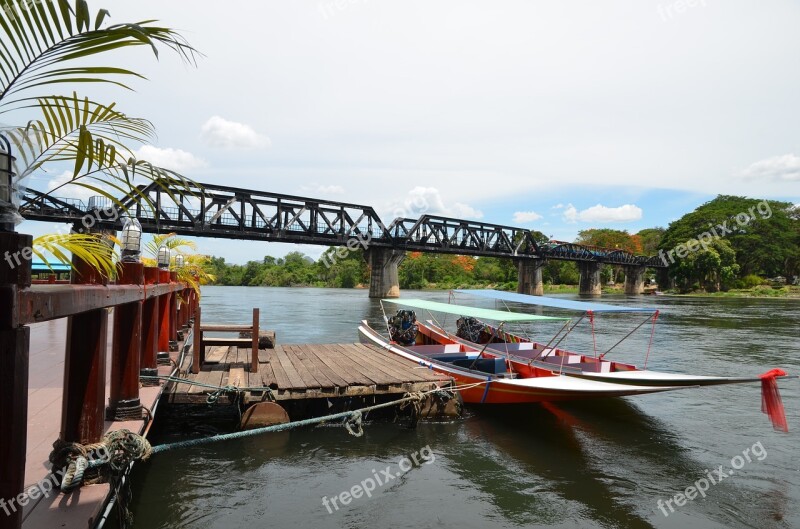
[382,299,570,322]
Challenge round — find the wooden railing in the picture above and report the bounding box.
[0,231,199,529]
[193,307,260,373]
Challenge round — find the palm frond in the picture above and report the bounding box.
[32,231,118,278]
[4,92,155,179]
[175,254,214,296]
[144,232,197,259]
[0,0,198,112]
[3,92,198,214]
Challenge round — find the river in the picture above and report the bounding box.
[120,286,799,529]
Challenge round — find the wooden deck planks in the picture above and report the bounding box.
[283,344,336,389]
[345,343,433,383]
[166,342,450,404]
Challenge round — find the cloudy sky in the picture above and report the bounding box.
[16,0,800,263]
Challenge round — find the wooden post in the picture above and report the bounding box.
[168,271,178,351]
[61,234,110,445]
[0,232,32,529]
[192,306,202,374]
[140,266,159,382]
[251,308,259,373]
[157,269,171,362]
[107,262,144,420]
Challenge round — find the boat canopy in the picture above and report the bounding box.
[382,299,570,322]
[454,289,658,314]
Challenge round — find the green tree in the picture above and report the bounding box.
[636,228,665,255]
[671,238,739,292]
[660,195,797,278]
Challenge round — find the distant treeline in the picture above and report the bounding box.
[202,195,799,293]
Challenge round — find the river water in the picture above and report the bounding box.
[122,287,799,529]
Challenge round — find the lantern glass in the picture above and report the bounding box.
[0,135,15,207]
[120,217,142,262]
[157,245,171,269]
[0,149,10,204]
[174,254,185,267]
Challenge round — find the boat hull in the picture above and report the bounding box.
[358,322,684,404]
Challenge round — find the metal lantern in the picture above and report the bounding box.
[174,254,185,268]
[157,245,171,269]
[0,134,16,232]
[120,217,142,262]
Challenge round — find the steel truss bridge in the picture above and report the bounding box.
[19,181,666,268]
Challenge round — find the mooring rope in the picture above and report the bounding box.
[48,378,486,504]
[149,386,453,455]
[51,430,154,492]
[139,374,276,404]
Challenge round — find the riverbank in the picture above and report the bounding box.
[666,285,800,299]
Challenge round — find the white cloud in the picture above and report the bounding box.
[45,170,96,202]
[562,203,643,223]
[740,154,800,181]
[134,145,207,172]
[200,116,271,150]
[551,203,564,209]
[512,211,543,223]
[385,187,483,220]
[299,183,345,195]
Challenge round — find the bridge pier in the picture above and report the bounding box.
[578,262,603,296]
[516,258,544,296]
[623,265,646,295]
[366,248,405,298]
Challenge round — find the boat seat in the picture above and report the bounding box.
[407,345,451,355]
[572,361,613,373]
[487,342,535,352]
[429,354,470,363]
[452,357,507,374]
[540,355,581,365]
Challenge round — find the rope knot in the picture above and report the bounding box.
[344,411,364,437]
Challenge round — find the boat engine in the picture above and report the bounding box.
[456,317,485,343]
[388,310,418,345]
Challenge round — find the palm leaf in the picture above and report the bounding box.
[144,232,197,259]
[32,231,118,278]
[0,0,198,112]
[3,92,198,214]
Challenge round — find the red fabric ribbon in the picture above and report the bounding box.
[759,369,788,433]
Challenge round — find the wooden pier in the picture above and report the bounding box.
[166,342,448,405]
[1,231,456,529]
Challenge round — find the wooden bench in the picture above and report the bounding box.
[192,307,260,374]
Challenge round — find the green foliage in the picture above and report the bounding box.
[543,261,579,285]
[204,249,526,290]
[576,228,640,253]
[671,238,739,292]
[660,195,797,278]
[735,274,767,289]
[636,228,665,255]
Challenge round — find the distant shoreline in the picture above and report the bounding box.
[203,283,800,298]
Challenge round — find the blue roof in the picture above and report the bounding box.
[31,261,72,272]
[454,289,657,313]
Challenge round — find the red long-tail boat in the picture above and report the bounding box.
[359,294,794,431]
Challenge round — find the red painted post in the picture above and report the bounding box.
[157,269,171,364]
[192,305,202,374]
[0,232,32,529]
[251,308,259,373]
[107,262,144,420]
[61,248,109,445]
[140,266,159,383]
[168,271,178,351]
